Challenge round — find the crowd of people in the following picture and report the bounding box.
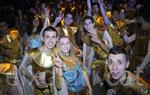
[0,0,150,95]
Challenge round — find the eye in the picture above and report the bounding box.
[118,61,123,65]
[117,60,126,65]
[106,59,113,65]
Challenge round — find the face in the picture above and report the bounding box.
[84,19,94,33]
[112,10,120,21]
[43,31,57,50]
[33,17,39,27]
[59,37,71,55]
[107,54,129,80]
[64,13,73,26]
[92,4,99,14]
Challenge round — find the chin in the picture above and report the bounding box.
[47,45,55,49]
[111,75,120,80]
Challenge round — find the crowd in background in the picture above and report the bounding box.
[0,0,150,95]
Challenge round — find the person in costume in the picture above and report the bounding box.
[98,0,127,47]
[104,46,150,95]
[55,36,92,95]
[0,21,23,95]
[19,26,62,95]
[81,16,112,95]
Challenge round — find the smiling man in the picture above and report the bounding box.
[19,26,61,95]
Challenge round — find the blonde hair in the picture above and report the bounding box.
[57,36,81,68]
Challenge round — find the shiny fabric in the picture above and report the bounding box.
[0,63,15,76]
[0,29,21,63]
[63,64,85,93]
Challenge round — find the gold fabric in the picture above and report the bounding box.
[81,32,107,60]
[0,29,21,62]
[28,49,54,95]
[29,48,54,73]
[105,71,150,95]
[58,26,78,46]
[107,23,125,46]
[94,11,111,27]
[0,63,15,76]
[94,16,105,27]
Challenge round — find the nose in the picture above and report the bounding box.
[112,63,117,70]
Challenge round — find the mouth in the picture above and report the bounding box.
[63,48,69,52]
[111,72,119,78]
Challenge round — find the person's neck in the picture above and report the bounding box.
[41,45,52,54]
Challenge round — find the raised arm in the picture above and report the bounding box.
[87,0,92,16]
[40,5,50,38]
[98,0,111,26]
[51,11,64,28]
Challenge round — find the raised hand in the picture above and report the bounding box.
[98,0,103,4]
[52,11,64,27]
[55,11,64,24]
[44,5,50,17]
[50,49,63,68]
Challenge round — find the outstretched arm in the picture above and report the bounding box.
[98,0,111,26]
[87,0,92,16]
[40,5,50,38]
[51,11,64,28]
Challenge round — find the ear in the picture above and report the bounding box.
[126,60,130,68]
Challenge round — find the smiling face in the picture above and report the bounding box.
[59,37,71,55]
[43,31,57,50]
[107,54,129,80]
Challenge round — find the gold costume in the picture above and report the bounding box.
[28,48,54,95]
[0,29,23,95]
[81,31,108,77]
[0,29,21,63]
[82,31,108,60]
[105,71,150,95]
[56,26,77,46]
[0,63,15,76]
[107,20,126,47]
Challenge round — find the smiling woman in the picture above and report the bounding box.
[55,36,93,95]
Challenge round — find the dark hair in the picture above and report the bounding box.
[109,46,128,60]
[91,2,102,16]
[42,26,58,37]
[92,2,100,8]
[83,16,94,23]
